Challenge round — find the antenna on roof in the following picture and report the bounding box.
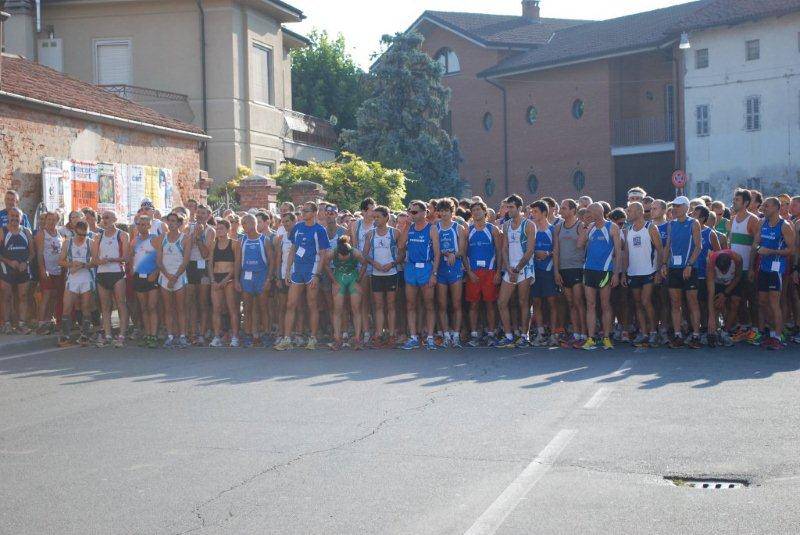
[522,0,541,21]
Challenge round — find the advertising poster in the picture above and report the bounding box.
[97,163,116,214]
[70,160,98,211]
[160,169,173,213]
[42,157,67,213]
[128,165,146,219]
[144,166,160,209]
[114,164,129,223]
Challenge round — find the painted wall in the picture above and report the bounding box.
[683,12,800,198]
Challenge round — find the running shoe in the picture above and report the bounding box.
[177,335,189,349]
[572,337,585,350]
[138,336,149,348]
[531,333,547,347]
[260,333,272,348]
[195,336,206,347]
[230,337,240,348]
[559,335,576,349]
[210,336,223,348]
[648,332,660,347]
[15,323,31,335]
[620,331,631,344]
[791,333,800,344]
[747,330,763,346]
[515,336,530,348]
[485,335,500,348]
[58,336,73,348]
[305,336,318,350]
[687,335,703,349]
[719,331,734,347]
[601,337,614,350]
[78,334,91,346]
[36,323,51,335]
[669,336,684,349]
[401,338,420,350]
[581,337,598,351]
[425,337,438,351]
[274,337,291,351]
[732,328,753,343]
[147,336,159,349]
[242,335,254,348]
[96,336,110,348]
[1,322,12,335]
[114,335,125,348]
[352,338,363,351]
[163,335,175,349]
[329,340,343,351]
[547,333,560,347]
[707,333,717,348]
[468,335,482,348]
[451,336,463,349]
[632,333,648,347]
[496,337,516,349]
[763,336,784,351]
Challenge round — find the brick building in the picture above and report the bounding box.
[409,1,705,207]
[0,7,210,216]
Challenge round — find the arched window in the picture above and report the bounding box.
[434,48,461,74]
[572,99,585,119]
[484,178,496,197]
[573,170,586,192]
[527,174,539,194]
[526,106,538,125]
[483,112,493,132]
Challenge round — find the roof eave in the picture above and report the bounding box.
[410,13,534,51]
[282,27,311,48]
[0,90,211,142]
[679,7,800,33]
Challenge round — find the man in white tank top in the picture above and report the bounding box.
[92,210,130,348]
[726,189,760,336]
[623,202,663,347]
[349,198,376,343]
[35,212,64,334]
[57,220,94,347]
[155,212,192,348]
[363,206,400,346]
[185,204,215,345]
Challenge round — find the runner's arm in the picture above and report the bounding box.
[154,237,166,276]
[710,231,721,252]
[687,220,702,267]
[35,232,46,278]
[611,224,623,276]
[176,238,191,277]
[517,222,536,271]
[552,225,561,272]
[430,225,441,277]
[233,241,242,283]
[649,224,664,269]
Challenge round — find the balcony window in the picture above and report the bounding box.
[572,99,584,119]
[572,170,585,192]
[483,112,493,132]
[527,174,539,194]
[746,39,760,61]
[745,96,761,131]
[695,48,709,69]
[696,105,709,136]
[484,178,495,197]
[252,43,274,105]
[434,48,460,74]
[526,106,538,125]
[695,181,711,196]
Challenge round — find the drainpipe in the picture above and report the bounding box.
[196,0,209,172]
[485,78,509,196]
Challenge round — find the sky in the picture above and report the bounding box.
[290,0,692,69]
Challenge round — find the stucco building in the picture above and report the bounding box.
[2,0,336,182]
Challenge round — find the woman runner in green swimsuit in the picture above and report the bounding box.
[326,235,367,350]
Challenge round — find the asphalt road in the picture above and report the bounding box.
[1,342,799,534]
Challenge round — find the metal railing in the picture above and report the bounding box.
[283,109,338,150]
[612,115,675,147]
[99,84,190,102]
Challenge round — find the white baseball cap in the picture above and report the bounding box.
[672,196,690,206]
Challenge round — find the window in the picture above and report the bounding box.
[745,96,761,131]
[665,85,675,141]
[572,170,585,192]
[254,160,275,176]
[695,105,709,136]
[572,99,584,119]
[746,39,760,61]
[484,178,495,197]
[695,181,711,196]
[434,48,460,74]
[527,174,539,194]
[526,106,538,125]
[252,43,274,105]
[94,39,132,85]
[695,48,709,69]
[483,112,493,132]
[746,177,762,190]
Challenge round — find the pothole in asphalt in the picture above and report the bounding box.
[664,476,749,489]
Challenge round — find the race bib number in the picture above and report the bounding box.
[672,255,682,266]
[196,260,206,269]
[244,271,253,280]
[414,262,425,269]
[139,273,147,279]
[477,260,486,267]
[771,261,782,273]
[297,247,306,258]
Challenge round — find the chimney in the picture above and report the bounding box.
[0,1,8,87]
[522,0,540,20]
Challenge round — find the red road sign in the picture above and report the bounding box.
[671,170,687,189]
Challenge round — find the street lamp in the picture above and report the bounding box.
[679,32,691,50]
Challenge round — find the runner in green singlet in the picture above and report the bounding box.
[326,235,367,350]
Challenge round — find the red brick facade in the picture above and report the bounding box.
[0,102,207,215]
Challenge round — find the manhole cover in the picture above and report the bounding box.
[665,476,748,489]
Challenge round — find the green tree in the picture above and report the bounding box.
[341,31,462,200]
[291,30,369,134]
[273,153,406,212]
[207,165,251,211]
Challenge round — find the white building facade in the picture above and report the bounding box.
[683,11,800,198]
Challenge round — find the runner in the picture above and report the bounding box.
[753,197,795,349]
[275,202,331,351]
[553,199,587,349]
[0,208,33,334]
[529,200,560,347]
[727,189,760,341]
[35,212,64,334]
[185,204,215,345]
[464,200,502,347]
[326,235,367,350]
[693,205,721,340]
[209,218,241,348]
[662,196,703,349]
[363,205,401,347]
[155,212,191,348]
[57,220,94,347]
[92,211,130,348]
[236,214,271,348]
[130,215,160,348]
[496,195,537,348]
[398,200,441,350]
[350,198,376,344]
[706,249,743,347]
[0,190,32,229]
[321,205,347,342]
[578,202,622,350]
[434,198,466,348]
[622,202,663,347]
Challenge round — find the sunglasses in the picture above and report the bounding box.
[408,210,420,215]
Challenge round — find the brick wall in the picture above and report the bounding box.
[0,102,206,215]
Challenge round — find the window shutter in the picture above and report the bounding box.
[252,44,272,104]
[96,42,131,85]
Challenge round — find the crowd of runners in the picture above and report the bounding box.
[1,185,799,351]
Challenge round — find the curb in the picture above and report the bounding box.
[0,335,59,356]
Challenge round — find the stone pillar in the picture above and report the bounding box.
[288,180,327,206]
[235,174,281,211]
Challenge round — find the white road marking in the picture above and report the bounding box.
[583,387,611,409]
[0,347,66,362]
[464,429,577,535]
[612,359,634,377]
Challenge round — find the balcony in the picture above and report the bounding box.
[99,85,195,124]
[611,115,675,156]
[282,109,337,163]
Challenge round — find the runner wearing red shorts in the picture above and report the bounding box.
[464,200,502,347]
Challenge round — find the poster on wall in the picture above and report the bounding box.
[114,164,128,223]
[128,165,146,219]
[97,163,116,214]
[160,169,173,213]
[70,160,98,212]
[42,157,71,214]
[144,166,160,210]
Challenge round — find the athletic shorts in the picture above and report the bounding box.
[405,262,433,287]
[213,273,230,284]
[437,265,463,285]
[627,272,655,289]
[758,271,782,292]
[96,271,125,291]
[668,267,699,291]
[0,268,29,285]
[372,274,399,293]
[242,269,268,293]
[465,269,499,303]
[133,273,159,293]
[66,276,94,294]
[559,268,583,288]
[583,269,612,289]
[159,272,188,292]
[531,269,558,298]
[335,271,359,296]
[186,261,210,285]
[714,281,742,297]
[40,273,64,291]
[502,264,534,285]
